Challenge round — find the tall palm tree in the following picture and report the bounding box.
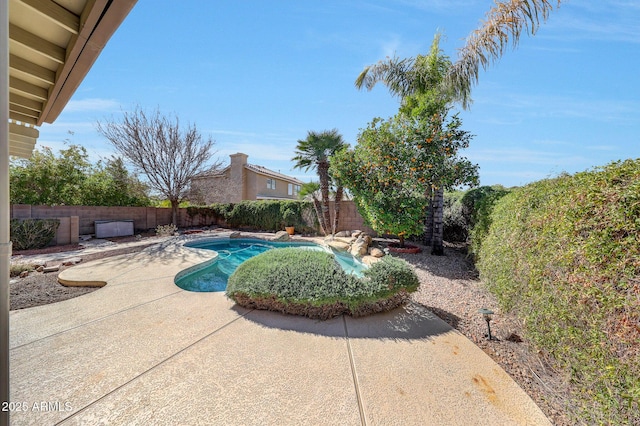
[292,129,347,236]
[445,0,561,108]
[356,34,452,255]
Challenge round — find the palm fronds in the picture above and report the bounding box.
[445,0,561,109]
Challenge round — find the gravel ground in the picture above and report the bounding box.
[10,234,579,424]
[389,239,579,425]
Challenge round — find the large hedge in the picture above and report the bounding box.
[187,200,318,233]
[475,159,640,423]
[226,248,419,319]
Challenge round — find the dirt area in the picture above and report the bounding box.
[9,232,577,424]
[9,235,159,311]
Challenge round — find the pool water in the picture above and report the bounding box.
[175,238,367,292]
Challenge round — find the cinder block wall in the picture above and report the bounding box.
[10,201,374,244]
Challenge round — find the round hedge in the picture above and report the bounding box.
[226,248,419,320]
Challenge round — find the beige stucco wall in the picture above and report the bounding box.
[252,173,298,200]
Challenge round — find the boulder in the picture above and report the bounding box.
[272,231,290,242]
[334,230,351,238]
[369,247,385,258]
[62,257,82,266]
[327,240,350,252]
[19,271,29,278]
[43,265,60,273]
[350,237,368,257]
[351,230,362,238]
[229,231,242,238]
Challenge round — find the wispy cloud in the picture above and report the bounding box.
[544,2,640,44]
[64,98,120,113]
[467,147,589,167]
[476,91,640,125]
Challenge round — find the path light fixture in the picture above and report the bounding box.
[478,308,495,340]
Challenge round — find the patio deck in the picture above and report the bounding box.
[9,236,551,425]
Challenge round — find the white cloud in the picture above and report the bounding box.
[64,98,120,113]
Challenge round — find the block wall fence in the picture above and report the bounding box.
[10,201,374,246]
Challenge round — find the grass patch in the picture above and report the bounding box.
[475,159,640,423]
[226,248,419,320]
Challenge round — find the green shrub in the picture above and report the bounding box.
[226,249,419,319]
[476,160,640,423]
[222,200,317,233]
[10,218,60,250]
[443,190,468,242]
[462,185,511,254]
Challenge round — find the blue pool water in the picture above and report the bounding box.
[175,238,368,292]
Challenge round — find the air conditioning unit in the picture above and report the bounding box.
[94,220,134,238]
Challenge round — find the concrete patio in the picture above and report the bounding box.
[9,236,551,425]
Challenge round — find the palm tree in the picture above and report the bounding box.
[292,129,347,236]
[356,34,453,255]
[445,0,561,108]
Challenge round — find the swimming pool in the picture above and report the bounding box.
[175,238,368,292]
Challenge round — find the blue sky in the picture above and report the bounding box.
[37,0,639,188]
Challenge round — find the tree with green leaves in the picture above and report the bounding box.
[97,107,221,225]
[331,113,478,248]
[356,34,476,254]
[292,129,347,236]
[10,144,150,207]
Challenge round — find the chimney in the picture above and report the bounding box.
[229,153,248,202]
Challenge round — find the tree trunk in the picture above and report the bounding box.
[398,233,405,248]
[318,162,332,236]
[332,185,343,235]
[424,186,434,246]
[311,193,328,236]
[170,198,180,228]
[431,186,444,256]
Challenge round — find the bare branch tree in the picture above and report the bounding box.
[96,106,221,226]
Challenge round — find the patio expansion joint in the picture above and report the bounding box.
[54,308,255,425]
[343,315,368,426]
[10,290,184,351]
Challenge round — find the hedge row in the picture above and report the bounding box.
[186,200,318,233]
[474,159,640,423]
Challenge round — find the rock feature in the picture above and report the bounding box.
[272,231,290,242]
[327,240,350,252]
[350,236,368,257]
[327,231,381,259]
[43,265,60,273]
[369,247,384,258]
[229,231,241,238]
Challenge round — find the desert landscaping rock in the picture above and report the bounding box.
[42,265,60,273]
[62,257,83,266]
[326,240,350,252]
[369,247,384,258]
[350,237,368,257]
[271,231,291,242]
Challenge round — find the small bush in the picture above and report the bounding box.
[156,223,178,237]
[10,262,35,277]
[10,218,59,250]
[226,249,419,319]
